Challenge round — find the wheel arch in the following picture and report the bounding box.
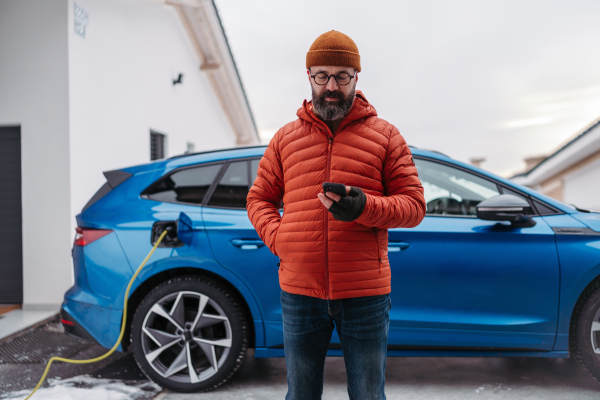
[554,260,600,352]
[567,272,600,383]
[123,267,258,351]
[569,275,600,340]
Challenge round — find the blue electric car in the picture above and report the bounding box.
[61,145,600,392]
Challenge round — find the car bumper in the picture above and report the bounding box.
[61,295,125,350]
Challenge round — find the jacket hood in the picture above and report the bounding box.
[297,90,377,125]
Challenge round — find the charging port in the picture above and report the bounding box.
[151,221,183,247]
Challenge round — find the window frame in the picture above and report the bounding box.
[150,130,166,161]
[140,154,563,216]
[140,156,261,209]
[206,159,253,209]
[140,161,226,206]
[414,156,563,218]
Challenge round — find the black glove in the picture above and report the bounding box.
[328,186,366,222]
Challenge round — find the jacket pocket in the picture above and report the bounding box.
[273,216,286,259]
[273,228,281,256]
[372,228,382,269]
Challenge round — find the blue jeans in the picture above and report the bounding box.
[281,290,391,400]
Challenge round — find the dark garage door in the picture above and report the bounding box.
[0,126,23,304]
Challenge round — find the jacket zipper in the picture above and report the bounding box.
[324,136,333,299]
[319,113,349,299]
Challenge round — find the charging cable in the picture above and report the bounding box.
[23,229,169,400]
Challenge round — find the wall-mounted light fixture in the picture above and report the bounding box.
[172,73,183,86]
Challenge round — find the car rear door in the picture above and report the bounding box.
[200,159,283,347]
[387,158,560,351]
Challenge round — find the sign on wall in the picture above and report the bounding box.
[74,3,89,38]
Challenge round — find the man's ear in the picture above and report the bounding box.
[355,70,358,83]
[307,68,311,82]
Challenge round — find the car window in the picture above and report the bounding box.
[250,159,260,185]
[500,186,557,216]
[143,164,223,204]
[415,158,500,216]
[207,161,250,209]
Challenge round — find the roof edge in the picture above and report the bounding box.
[166,0,259,145]
[513,116,600,183]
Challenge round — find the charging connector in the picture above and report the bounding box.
[151,221,182,247]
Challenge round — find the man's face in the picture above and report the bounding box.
[309,65,357,121]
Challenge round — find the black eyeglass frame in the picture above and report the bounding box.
[310,71,356,86]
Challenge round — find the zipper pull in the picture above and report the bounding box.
[328,137,332,152]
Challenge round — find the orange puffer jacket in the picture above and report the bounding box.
[247,91,425,300]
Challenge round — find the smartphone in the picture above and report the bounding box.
[322,182,347,197]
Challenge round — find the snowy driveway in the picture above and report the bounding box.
[157,354,600,400]
[1,317,600,400]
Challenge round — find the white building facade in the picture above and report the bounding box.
[0,0,258,308]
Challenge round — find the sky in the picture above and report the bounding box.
[214,0,600,177]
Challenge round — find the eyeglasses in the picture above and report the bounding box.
[310,71,356,86]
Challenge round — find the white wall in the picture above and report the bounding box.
[564,157,600,212]
[0,0,241,307]
[0,0,72,307]
[67,0,237,216]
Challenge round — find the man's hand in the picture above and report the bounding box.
[318,185,350,208]
[318,186,366,222]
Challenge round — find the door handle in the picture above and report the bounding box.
[230,239,265,250]
[388,241,411,252]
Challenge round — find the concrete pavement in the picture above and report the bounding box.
[2,310,600,399]
[155,350,600,400]
[0,307,58,341]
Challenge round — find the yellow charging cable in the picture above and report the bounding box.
[23,229,169,400]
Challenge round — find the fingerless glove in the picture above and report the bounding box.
[328,186,366,222]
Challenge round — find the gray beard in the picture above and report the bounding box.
[312,85,356,121]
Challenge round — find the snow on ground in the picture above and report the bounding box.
[1,375,161,400]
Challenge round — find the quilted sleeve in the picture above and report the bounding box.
[246,133,284,255]
[355,126,426,229]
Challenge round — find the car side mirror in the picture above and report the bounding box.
[476,194,536,228]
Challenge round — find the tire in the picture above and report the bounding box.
[571,280,600,382]
[131,276,248,392]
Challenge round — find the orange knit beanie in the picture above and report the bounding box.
[306,30,361,72]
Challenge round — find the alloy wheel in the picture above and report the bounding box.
[140,290,233,383]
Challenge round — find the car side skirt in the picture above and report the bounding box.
[254,348,569,359]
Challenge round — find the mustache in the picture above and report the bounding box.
[320,90,344,100]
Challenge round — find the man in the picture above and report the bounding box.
[247,30,426,400]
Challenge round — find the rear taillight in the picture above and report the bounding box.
[74,227,113,246]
